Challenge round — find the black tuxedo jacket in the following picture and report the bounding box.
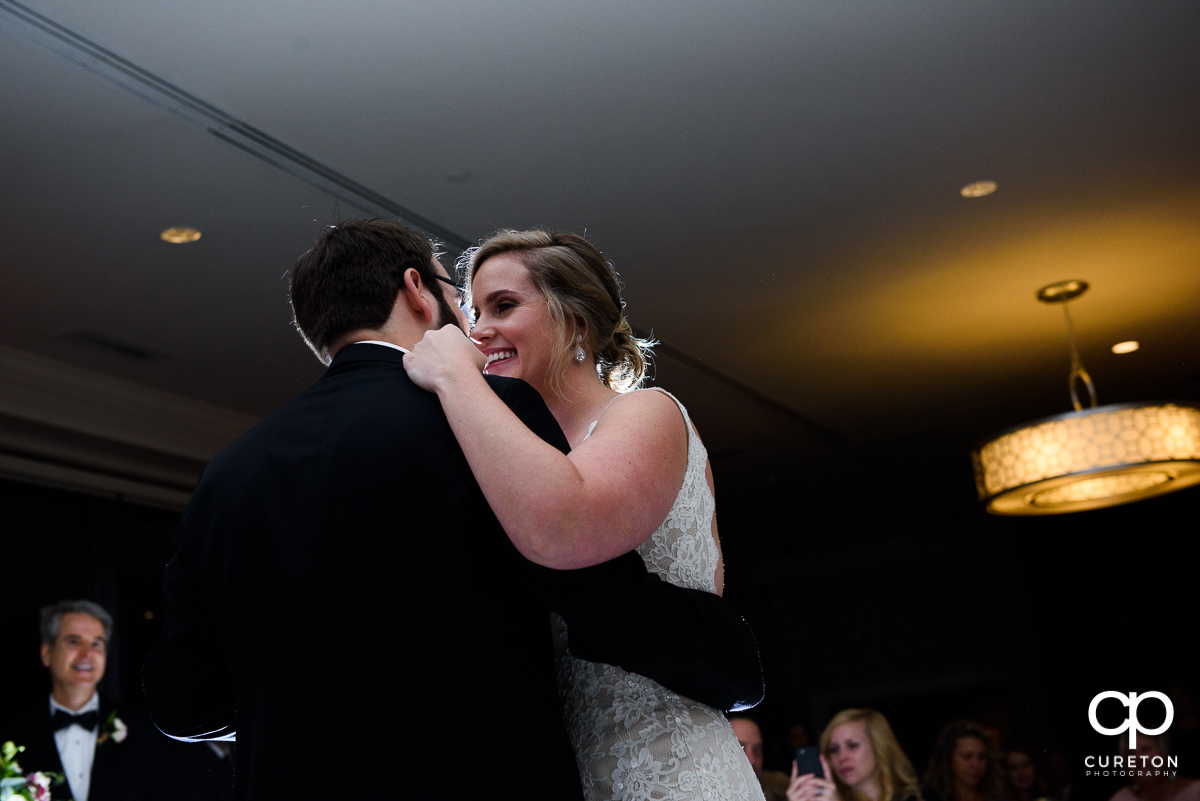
[2,696,166,801]
[162,741,234,801]
[143,343,761,801]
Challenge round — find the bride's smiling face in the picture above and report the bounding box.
[470,254,560,393]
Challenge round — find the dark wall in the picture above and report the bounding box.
[718,456,1199,799]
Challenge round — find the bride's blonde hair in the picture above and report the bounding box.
[462,229,653,397]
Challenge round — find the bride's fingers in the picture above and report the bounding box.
[406,325,486,389]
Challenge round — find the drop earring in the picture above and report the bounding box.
[574,336,586,363]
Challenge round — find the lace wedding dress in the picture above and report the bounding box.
[554,389,765,801]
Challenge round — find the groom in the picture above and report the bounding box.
[143,218,762,801]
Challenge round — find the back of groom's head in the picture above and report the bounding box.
[289,218,435,365]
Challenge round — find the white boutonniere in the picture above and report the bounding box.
[97,711,127,746]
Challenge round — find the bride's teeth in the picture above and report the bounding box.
[487,351,514,365]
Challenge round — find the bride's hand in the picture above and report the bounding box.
[403,324,486,393]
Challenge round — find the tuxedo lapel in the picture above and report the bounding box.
[3,708,66,796]
[89,697,116,801]
[37,713,64,776]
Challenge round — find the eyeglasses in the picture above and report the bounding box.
[433,273,467,303]
[433,273,473,324]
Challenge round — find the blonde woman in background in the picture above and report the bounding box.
[788,709,923,801]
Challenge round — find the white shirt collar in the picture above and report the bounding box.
[49,691,100,716]
[49,692,100,801]
[353,340,409,354]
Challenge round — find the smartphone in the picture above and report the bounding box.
[794,746,822,777]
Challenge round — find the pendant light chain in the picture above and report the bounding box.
[1061,299,1097,412]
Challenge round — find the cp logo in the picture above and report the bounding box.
[1089,691,1174,748]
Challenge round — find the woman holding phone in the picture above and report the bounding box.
[789,709,923,801]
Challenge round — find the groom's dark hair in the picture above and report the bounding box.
[289,218,436,365]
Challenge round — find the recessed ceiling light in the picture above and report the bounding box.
[960,180,997,198]
[1112,340,1140,354]
[160,226,202,243]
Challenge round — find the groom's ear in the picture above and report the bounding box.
[400,267,435,323]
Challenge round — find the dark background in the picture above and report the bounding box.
[4,464,1194,801]
[2,3,1198,798]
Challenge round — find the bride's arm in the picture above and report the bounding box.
[405,324,687,570]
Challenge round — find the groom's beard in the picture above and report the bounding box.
[432,286,465,333]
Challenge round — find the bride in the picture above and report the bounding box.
[405,229,764,801]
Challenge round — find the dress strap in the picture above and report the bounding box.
[641,387,688,421]
[583,387,693,442]
[583,394,622,441]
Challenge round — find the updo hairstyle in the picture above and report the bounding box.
[463,229,653,395]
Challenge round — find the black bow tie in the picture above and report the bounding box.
[52,709,99,732]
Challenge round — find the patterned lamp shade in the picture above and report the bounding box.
[972,401,1200,515]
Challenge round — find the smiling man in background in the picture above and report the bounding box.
[2,600,166,801]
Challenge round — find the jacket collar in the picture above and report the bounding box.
[329,341,408,369]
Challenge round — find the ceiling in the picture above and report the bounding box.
[2,0,1198,513]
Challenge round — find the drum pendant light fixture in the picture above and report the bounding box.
[972,280,1200,515]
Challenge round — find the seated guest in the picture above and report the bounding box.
[731,716,790,801]
[1005,747,1050,801]
[1,599,166,801]
[1107,734,1197,801]
[787,708,922,801]
[783,722,815,774]
[789,723,814,750]
[732,715,767,775]
[1042,749,1072,801]
[923,719,1006,801]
